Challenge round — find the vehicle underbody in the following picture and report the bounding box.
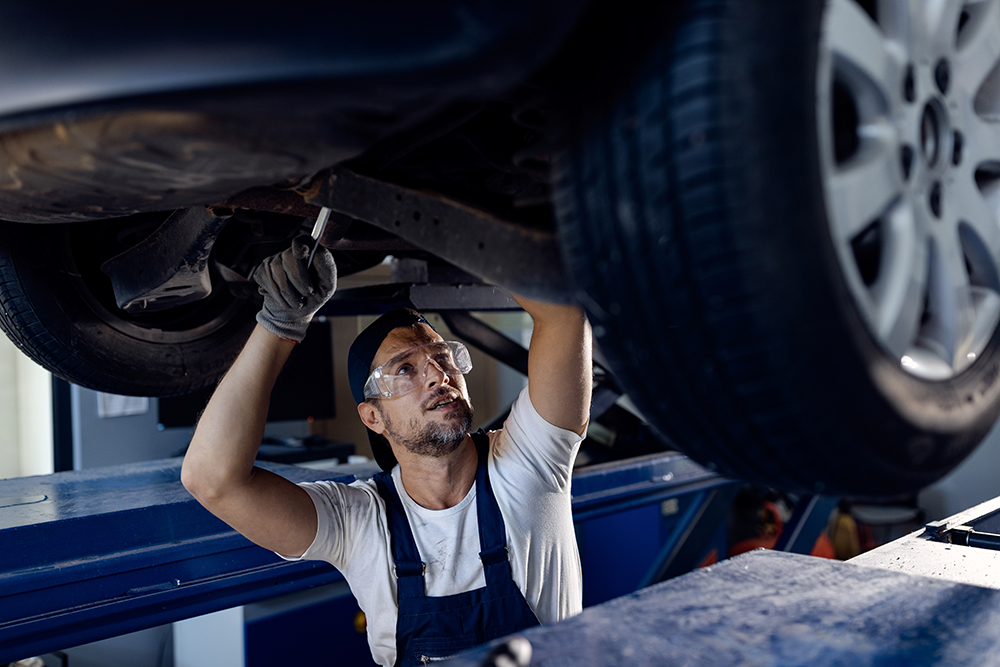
[4,0,1000,497]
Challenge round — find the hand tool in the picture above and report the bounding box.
[306,207,332,269]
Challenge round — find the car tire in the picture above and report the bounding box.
[554,0,1000,495]
[0,219,261,397]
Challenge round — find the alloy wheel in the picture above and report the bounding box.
[818,0,1000,380]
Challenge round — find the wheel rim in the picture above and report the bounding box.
[818,0,1000,380]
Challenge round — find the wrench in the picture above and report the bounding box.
[306,207,332,269]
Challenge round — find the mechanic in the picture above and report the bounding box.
[181,236,592,666]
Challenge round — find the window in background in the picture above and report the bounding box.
[0,334,53,478]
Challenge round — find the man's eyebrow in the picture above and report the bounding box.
[388,349,416,363]
[385,346,424,366]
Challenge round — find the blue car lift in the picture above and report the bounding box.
[0,451,750,663]
[0,460,365,662]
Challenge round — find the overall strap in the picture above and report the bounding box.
[373,470,425,600]
[470,430,513,588]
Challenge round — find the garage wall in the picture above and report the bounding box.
[0,338,16,476]
[920,419,1000,520]
[70,386,194,470]
[0,334,53,479]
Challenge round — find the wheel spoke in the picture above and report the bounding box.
[921,231,976,369]
[927,0,970,55]
[871,202,927,358]
[954,0,1000,94]
[827,138,902,241]
[953,168,1000,366]
[873,0,923,44]
[970,286,1000,361]
[953,166,1000,259]
[826,0,898,93]
[964,115,1000,164]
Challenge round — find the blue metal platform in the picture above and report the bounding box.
[0,459,369,663]
[0,452,734,662]
[449,549,1000,666]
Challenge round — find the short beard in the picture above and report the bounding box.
[376,395,474,459]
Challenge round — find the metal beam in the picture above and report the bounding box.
[639,483,741,586]
[305,168,572,303]
[773,495,839,555]
[440,311,529,375]
[317,283,521,316]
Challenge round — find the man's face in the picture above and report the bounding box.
[368,324,474,458]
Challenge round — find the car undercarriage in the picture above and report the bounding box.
[3,0,1000,497]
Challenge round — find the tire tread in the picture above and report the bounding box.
[556,0,811,488]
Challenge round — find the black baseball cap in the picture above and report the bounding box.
[348,308,434,471]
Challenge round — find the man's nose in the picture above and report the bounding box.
[423,357,450,388]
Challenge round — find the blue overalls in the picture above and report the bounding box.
[373,431,540,666]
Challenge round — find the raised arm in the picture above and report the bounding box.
[181,236,337,558]
[513,294,592,436]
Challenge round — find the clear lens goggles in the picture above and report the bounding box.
[364,340,473,400]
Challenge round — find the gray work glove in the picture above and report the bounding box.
[253,234,337,342]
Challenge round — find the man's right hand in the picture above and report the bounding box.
[253,234,337,342]
[182,235,337,559]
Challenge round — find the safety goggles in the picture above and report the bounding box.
[363,340,473,400]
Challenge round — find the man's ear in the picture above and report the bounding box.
[358,402,385,435]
